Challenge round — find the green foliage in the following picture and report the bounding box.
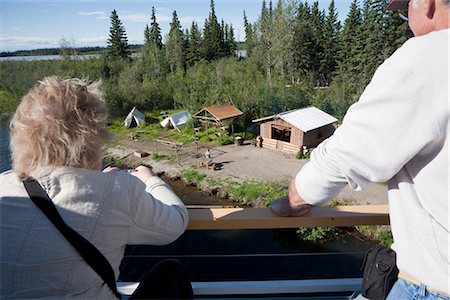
[103,156,127,169]
[357,225,394,247]
[107,10,130,60]
[1,0,412,127]
[296,149,311,159]
[181,168,207,186]
[327,199,350,207]
[217,135,234,146]
[148,7,163,49]
[0,90,19,115]
[296,227,341,242]
[377,228,394,247]
[228,181,287,205]
[166,11,186,73]
[151,153,170,161]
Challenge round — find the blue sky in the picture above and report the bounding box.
[0,0,352,52]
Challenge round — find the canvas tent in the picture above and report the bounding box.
[160,111,192,130]
[123,107,145,128]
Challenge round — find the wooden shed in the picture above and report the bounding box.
[193,104,243,126]
[252,107,337,154]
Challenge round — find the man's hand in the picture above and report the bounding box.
[270,180,312,217]
[129,165,155,183]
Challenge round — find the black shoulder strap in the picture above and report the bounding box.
[23,178,121,299]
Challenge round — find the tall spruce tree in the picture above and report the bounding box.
[338,0,363,74]
[309,2,325,80]
[243,11,256,56]
[256,0,275,88]
[202,0,222,60]
[187,22,202,66]
[166,10,185,72]
[107,9,130,59]
[149,7,163,49]
[271,0,293,78]
[220,19,227,57]
[383,6,413,58]
[360,0,386,84]
[291,2,314,82]
[226,24,237,56]
[321,0,341,85]
[144,24,151,45]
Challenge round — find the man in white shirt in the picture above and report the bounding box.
[271,0,449,298]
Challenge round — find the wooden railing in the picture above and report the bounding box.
[118,205,389,296]
[187,204,389,230]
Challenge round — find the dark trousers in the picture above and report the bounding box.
[129,259,193,299]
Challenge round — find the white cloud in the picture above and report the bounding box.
[121,13,148,23]
[119,11,202,25]
[0,35,109,52]
[179,16,204,24]
[76,36,107,44]
[0,35,59,51]
[78,11,107,20]
[12,27,20,31]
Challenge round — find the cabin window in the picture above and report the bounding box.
[271,125,291,143]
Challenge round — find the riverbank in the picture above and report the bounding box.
[105,138,388,207]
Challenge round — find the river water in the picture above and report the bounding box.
[0,121,371,287]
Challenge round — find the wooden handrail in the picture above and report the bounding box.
[187,205,389,230]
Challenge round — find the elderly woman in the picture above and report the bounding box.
[0,77,189,298]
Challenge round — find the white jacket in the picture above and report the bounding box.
[0,166,189,298]
[295,28,449,294]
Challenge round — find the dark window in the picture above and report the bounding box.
[317,129,323,139]
[271,125,291,143]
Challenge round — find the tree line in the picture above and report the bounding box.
[1,0,412,127]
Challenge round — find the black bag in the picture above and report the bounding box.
[361,244,399,300]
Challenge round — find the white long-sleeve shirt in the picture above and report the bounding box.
[0,166,189,298]
[295,28,449,294]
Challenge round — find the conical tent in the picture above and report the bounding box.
[160,111,191,130]
[123,107,145,128]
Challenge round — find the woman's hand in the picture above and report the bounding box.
[103,166,121,173]
[129,165,155,183]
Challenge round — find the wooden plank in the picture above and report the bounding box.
[187,205,389,230]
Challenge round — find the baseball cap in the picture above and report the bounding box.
[387,0,409,11]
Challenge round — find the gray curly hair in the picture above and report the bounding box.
[10,76,110,179]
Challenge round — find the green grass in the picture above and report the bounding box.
[151,152,170,161]
[296,226,342,243]
[181,168,207,187]
[102,155,128,169]
[228,181,288,205]
[356,225,393,247]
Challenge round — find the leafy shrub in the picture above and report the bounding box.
[228,181,287,205]
[181,168,206,186]
[296,227,341,242]
[356,225,393,247]
[377,229,393,247]
[217,135,234,146]
[152,153,170,161]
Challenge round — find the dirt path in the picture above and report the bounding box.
[106,139,387,205]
